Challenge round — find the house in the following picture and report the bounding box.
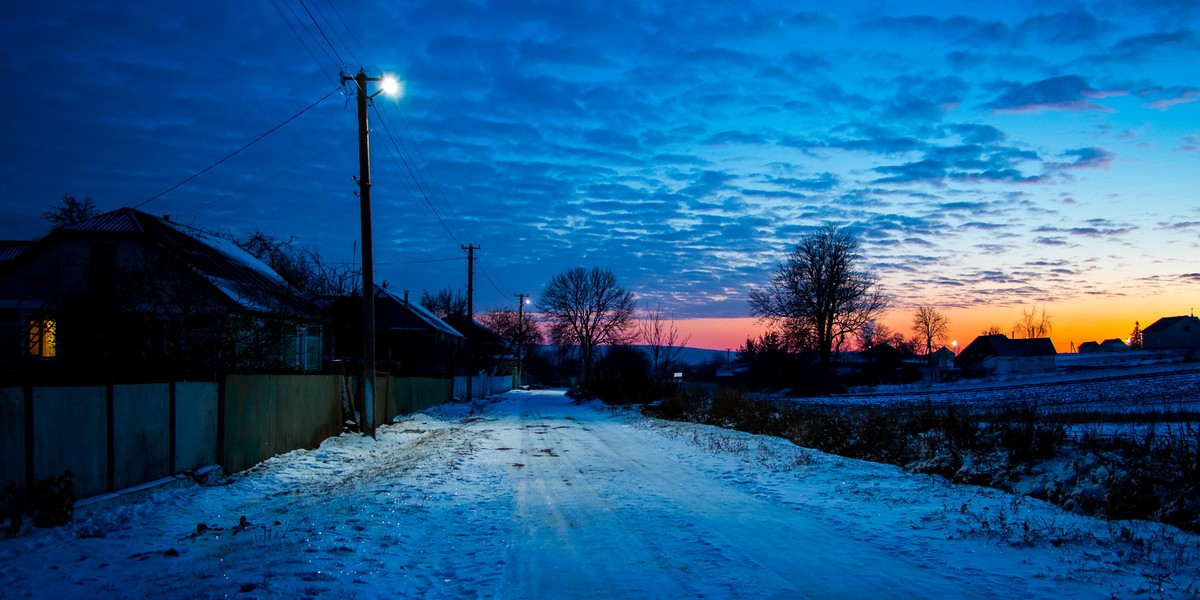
[0,208,323,381]
[323,286,464,377]
[444,315,512,376]
[1077,341,1102,354]
[1098,338,1130,352]
[1143,315,1200,349]
[955,334,1057,377]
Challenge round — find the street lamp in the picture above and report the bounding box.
[341,69,399,439]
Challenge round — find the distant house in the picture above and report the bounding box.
[929,346,957,368]
[444,315,512,376]
[323,286,464,377]
[0,208,323,381]
[1143,316,1200,349]
[955,334,1057,377]
[1098,338,1130,352]
[1077,341,1101,354]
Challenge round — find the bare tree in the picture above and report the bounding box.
[236,231,358,299]
[1013,305,1053,339]
[748,224,889,377]
[421,287,468,321]
[42,194,98,229]
[538,267,637,383]
[478,306,544,358]
[638,304,691,387]
[981,325,1003,336]
[912,305,950,362]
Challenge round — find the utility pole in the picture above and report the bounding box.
[515,293,528,389]
[341,68,396,439]
[463,244,478,400]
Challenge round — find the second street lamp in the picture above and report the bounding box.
[341,68,398,439]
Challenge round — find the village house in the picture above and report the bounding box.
[323,286,464,378]
[0,208,323,381]
[1143,315,1200,349]
[954,334,1057,377]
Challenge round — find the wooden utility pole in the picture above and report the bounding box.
[515,293,528,388]
[463,244,478,400]
[340,68,396,439]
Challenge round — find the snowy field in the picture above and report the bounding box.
[2,389,1198,599]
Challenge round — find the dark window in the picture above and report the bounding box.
[88,243,117,299]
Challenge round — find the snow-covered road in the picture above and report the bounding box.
[2,389,1197,598]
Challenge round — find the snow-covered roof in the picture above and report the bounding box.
[57,208,315,318]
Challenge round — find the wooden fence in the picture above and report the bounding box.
[0,374,454,505]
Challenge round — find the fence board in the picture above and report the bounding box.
[111,383,171,491]
[175,382,218,471]
[32,386,107,498]
[0,387,24,495]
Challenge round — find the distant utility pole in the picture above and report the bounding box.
[463,244,478,400]
[515,293,528,388]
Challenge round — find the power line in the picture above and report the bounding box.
[272,0,341,75]
[269,0,333,79]
[134,87,340,210]
[296,0,348,70]
[179,136,356,217]
[370,102,464,247]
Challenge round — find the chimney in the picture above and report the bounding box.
[404,290,410,306]
[162,214,170,222]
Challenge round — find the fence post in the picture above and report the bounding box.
[23,384,33,496]
[168,381,177,475]
[216,376,226,473]
[105,384,115,493]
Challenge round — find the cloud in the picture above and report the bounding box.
[986,75,1116,113]
[1016,11,1116,46]
[1050,147,1114,170]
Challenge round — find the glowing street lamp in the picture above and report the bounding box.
[340,69,399,439]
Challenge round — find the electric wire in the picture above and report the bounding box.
[391,107,473,244]
[296,0,348,70]
[370,102,464,248]
[308,0,361,68]
[179,137,356,217]
[269,0,331,79]
[273,0,342,74]
[134,87,341,210]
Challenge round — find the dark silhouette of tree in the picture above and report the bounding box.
[42,194,98,229]
[638,304,691,388]
[912,305,950,363]
[236,231,358,299]
[981,325,1003,336]
[748,224,889,378]
[421,287,468,321]
[1013,305,1053,339]
[1129,321,1143,350]
[538,267,636,384]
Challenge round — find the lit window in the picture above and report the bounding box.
[28,318,57,358]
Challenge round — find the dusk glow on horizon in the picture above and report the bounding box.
[2,1,1197,352]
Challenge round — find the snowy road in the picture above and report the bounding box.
[2,389,1197,598]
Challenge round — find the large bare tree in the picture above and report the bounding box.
[42,194,98,229]
[911,305,950,363]
[748,224,889,377]
[538,267,636,383]
[1013,305,1053,339]
[638,304,691,387]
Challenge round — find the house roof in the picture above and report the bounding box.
[956,334,1056,364]
[1144,315,1200,333]
[0,241,32,264]
[375,287,464,339]
[53,208,315,318]
[1099,338,1129,350]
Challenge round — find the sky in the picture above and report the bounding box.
[2,1,1198,351]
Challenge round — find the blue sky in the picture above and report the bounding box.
[2,1,1197,345]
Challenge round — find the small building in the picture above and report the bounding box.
[955,334,1057,377]
[1077,341,1101,354]
[1098,338,1130,352]
[1143,316,1200,349]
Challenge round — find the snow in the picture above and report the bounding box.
[2,389,1198,598]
